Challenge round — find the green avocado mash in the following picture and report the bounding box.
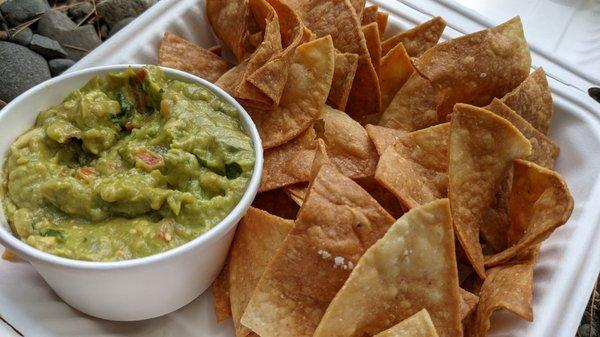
[1,66,255,261]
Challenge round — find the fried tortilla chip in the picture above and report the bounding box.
[460,288,479,321]
[215,62,248,95]
[381,17,446,57]
[208,45,223,56]
[485,159,573,267]
[260,127,316,192]
[212,259,232,321]
[412,17,531,121]
[327,51,359,111]
[449,104,531,278]
[229,207,294,337]
[376,11,389,36]
[349,0,366,20]
[158,33,230,82]
[252,188,301,219]
[287,0,381,117]
[313,199,462,337]
[500,68,553,135]
[361,5,378,25]
[248,36,334,148]
[374,310,440,337]
[356,177,405,219]
[362,22,382,74]
[375,123,449,210]
[380,43,415,111]
[1,249,24,262]
[206,0,259,62]
[283,183,308,206]
[241,158,394,337]
[487,98,559,169]
[365,124,407,155]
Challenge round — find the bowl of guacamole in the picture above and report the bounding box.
[0,65,262,320]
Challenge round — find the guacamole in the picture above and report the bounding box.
[1,66,255,261]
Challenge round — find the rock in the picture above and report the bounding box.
[37,10,101,60]
[579,324,599,337]
[37,9,76,33]
[30,34,68,58]
[96,0,155,27]
[0,41,51,102]
[9,27,33,46]
[48,58,75,76]
[68,1,93,20]
[0,0,49,26]
[108,17,134,37]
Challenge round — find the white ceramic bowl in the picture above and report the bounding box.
[0,64,263,321]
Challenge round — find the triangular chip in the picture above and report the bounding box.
[283,183,308,206]
[356,177,405,219]
[376,12,389,36]
[485,159,573,267]
[412,17,531,120]
[248,35,334,148]
[362,22,382,74]
[212,258,232,321]
[215,61,248,95]
[365,124,407,155]
[500,68,553,135]
[460,288,479,321]
[380,42,415,111]
[449,104,531,278]
[241,158,394,337]
[229,207,294,337]
[374,310,440,337]
[327,51,359,111]
[158,33,230,82]
[206,0,259,62]
[361,4,378,25]
[252,188,301,219]
[381,17,446,57]
[375,123,449,210]
[313,199,462,337]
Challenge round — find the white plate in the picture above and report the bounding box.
[1,0,600,336]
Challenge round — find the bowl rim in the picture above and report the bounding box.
[0,64,263,270]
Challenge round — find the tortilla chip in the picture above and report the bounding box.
[349,0,366,20]
[374,310,440,337]
[260,127,317,192]
[212,259,232,322]
[365,124,407,155]
[252,188,301,219]
[327,51,359,111]
[460,288,479,321]
[356,177,405,219]
[375,123,449,210]
[380,43,415,111]
[206,0,259,62]
[479,168,514,253]
[208,45,223,56]
[283,183,308,206]
[248,35,334,148]
[1,249,24,262]
[449,104,531,278]
[376,12,389,36]
[485,159,573,267]
[381,17,446,57]
[241,158,394,337]
[500,68,553,135]
[487,98,559,169]
[313,199,461,337]
[229,207,294,337]
[361,5,378,25]
[412,17,531,121]
[215,61,248,95]
[158,33,230,82]
[362,22,382,75]
[287,0,381,117]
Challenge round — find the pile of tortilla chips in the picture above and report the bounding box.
[155,1,574,336]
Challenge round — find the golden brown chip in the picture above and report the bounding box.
[500,68,553,135]
[485,159,573,267]
[327,51,359,111]
[381,17,446,57]
[215,61,248,95]
[460,288,479,321]
[349,0,366,20]
[487,98,559,169]
[283,183,308,206]
[212,258,232,322]
[241,159,394,337]
[158,33,230,82]
[1,249,24,262]
[374,310,440,337]
[206,0,259,62]
[375,123,449,210]
[413,17,531,120]
[248,36,334,148]
[361,4,378,25]
[313,199,461,337]
[365,124,407,155]
[229,207,294,337]
[356,177,405,219]
[362,22,382,75]
[208,45,223,56]
[376,11,389,36]
[449,104,531,278]
[252,188,301,219]
[380,42,415,111]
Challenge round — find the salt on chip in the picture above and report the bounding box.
[158,33,230,82]
[380,42,414,111]
[241,156,394,337]
[381,17,446,57]
[412,17,531,121]
[485,159,573,267]
[361,4,378,25]
[248,35,334,148]
[365,124,407,155]
[449,104,531,278]
[500,68,553,135]
[374,310,440,337]
[327,51,359,111]
[313,199,462,337]
[375,123,449,210]
[206,0,259,62]
[228,207,294,337]
[252,188,301,220]
[362,22,382,75]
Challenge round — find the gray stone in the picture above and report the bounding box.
[37,9,76,34]
[96,0,155,27]
[579,324,599,337]
[0,0,49,26]
[37,10,101,61]
[9,27,33,46]
[0,41,51,102]
[108,17,134,37]
[68,1,93,20]
[48,58,75,76]
[30,34,68,58]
